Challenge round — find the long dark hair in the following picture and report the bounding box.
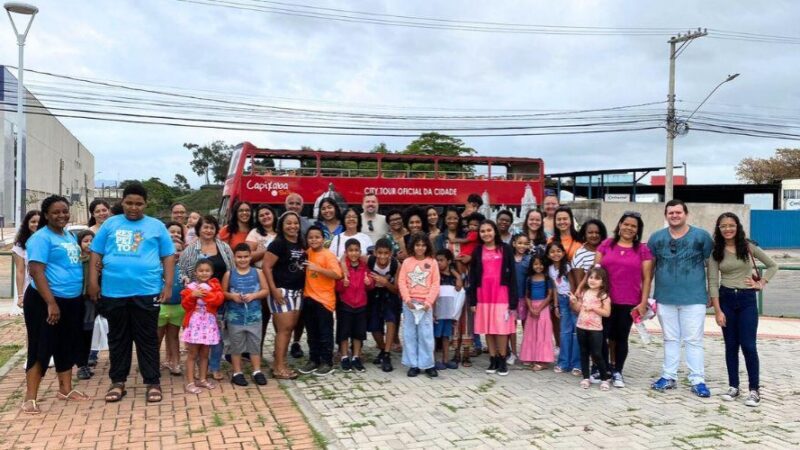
[342,207,363,232]
[403,206,429,234]
[317,197,342,224]
[553,206,581,243]
[165,220,186,242]
[440,206,464,237]
[586,267,610,299]
[612,212,644,248]
[14,210,40,249]
[522,209,547,247]
[478,219,503,247]
[253,204,277,236]
[228,201,253,234]
[276,211,305,247]
[39,195,70,229]
[407,231,433,258]
[545,241,570,278]
[87,199,111,227]
[712,212,749,262]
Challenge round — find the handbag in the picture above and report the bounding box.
[434,285,466,320]
[748,248,762,282]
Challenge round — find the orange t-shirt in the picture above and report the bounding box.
[219,225,249,249]
[304,248,343,311]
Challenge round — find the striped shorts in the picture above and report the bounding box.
[268,288,304,314]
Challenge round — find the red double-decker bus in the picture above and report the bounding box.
[220,141,544,219]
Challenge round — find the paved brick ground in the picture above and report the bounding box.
[285,330,800,449]
[0,318,317,450]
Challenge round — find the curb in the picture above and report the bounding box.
[279,379,341,450]
[0,346,26,379]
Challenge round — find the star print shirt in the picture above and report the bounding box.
[398,256,440,307]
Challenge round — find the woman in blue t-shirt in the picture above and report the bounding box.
[22,195,88,414]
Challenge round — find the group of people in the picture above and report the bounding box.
[12,185,778,414]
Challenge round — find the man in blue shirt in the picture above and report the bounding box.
[88,182,175,403]
[648,199,714,398]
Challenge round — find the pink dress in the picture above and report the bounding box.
[473,248,516,335]
[519,279,555,363]
[181,300,220,345]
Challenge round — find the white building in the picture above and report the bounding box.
[1,66,95,226]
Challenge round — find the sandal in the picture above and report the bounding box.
[196,379,217,390]
[168,363,183,376]
[57,389,90,401]
[185,383,202,394]
[600,381,611,391]
[571,368,583,377]
[553,366,565,373]
[272,368,298,380]
[20,399,41,415]
[532,364,545,372]
[211,371,224,381]
[105,383,127,403]
[581,379,591,389]
[146,384,163,402]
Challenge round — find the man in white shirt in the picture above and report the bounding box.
[360,193,388,244]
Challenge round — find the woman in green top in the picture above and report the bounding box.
[708,212,778,408]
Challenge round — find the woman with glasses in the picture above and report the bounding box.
[219,201,253,249]
[329,207,373,258]
[581,211,653,388]
[708,212,777,407]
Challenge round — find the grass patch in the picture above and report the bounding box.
[440,402,459,413]
[0,388,23,413]
[345,420,375,429]
[256,414,266,426]
[312,427,329,449]
[0,345,22,368]
[187,423,208,435]
[476,378,497,393]
[212,412,224,427]
[480,426,507,442]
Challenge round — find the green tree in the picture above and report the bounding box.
[403,132,476,174]
[185,140,234,184]
[141,177,176,216]
[736,148,800,183]
[173,173,191,191]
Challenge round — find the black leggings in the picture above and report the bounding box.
[577,328,608,380]
[604,304,634,374]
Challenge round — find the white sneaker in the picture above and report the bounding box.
[744,390,760,407]
[589,371,601,384]
[612,372,625,388]
[506,353,517,365]
[720,387,740,401]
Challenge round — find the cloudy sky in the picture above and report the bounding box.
[1,0,798,187]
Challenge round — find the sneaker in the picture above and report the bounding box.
[612,372,625,388]
[351,357,366,373]
[744,390,760,407]
[651,377,677,392]
[381,354,394,372]
[425,368,438,378]
[434,361,447,370]
[77,366,92,380]
[720,387,740,401]
[290,342,304,359]
[445,360,458,370]
[407,367,420,377]
[506,353,517,366]
[87,351,99,367]
[571,368,583,377]
[497,357,509,376]
[298,361,319,375]
[231,372,248,386]
[372,351,385,365]
[340,357,352,373]
[485,356,498,374]
[691,383,711,398]
[589,370,601,384]
[252,371,268,386]
[314,364,335,376]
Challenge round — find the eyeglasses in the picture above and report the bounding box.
[623,211,642,218]
[718,224,737,230]
[669,240,677,254]
[368,220,374,232]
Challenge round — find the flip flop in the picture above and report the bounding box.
[20,399,41,415]
[57,389,90,401]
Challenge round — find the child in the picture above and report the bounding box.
[366,238,401,372]
[77,230,96,380]
[519,254,555,370]
[455,212,483,273]
[468,220,518,377]
[159,221,186,377]
[434,249,462,370]
[398,232,441,378]
[336,239,370,372]
[570,267,612,390]
[509,234,531,366]
[548,242,580,376]
[181,259,225,394]
[223,243,270,386]
[297,226,343,377]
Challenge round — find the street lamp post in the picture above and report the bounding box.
[4,2,38,228]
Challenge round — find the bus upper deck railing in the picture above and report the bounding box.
[242,166,541,180]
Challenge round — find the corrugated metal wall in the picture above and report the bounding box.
[751,210,800,249]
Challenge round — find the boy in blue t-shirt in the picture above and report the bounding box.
[222,244,270,386]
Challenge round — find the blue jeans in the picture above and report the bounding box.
[556,294,580,371]
[719,287,759,390]
[401,304,435,370]
[208,316,225,372]
[657,303,706,385]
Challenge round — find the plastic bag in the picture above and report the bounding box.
[434,285,466,320]
[631,298,658,344]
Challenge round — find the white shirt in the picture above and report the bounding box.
[11,244,30,293]
[330,232,373,258]
[572,245,596,272]
[246,229,277,268]
[361,213,388,245]
[549,263,573,295]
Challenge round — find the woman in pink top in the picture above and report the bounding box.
[589,211,653,388]
[398,233,441,378]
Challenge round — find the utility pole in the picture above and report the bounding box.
[665,28,707,203]
[58,158,64,195]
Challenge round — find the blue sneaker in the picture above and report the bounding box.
[691,383,711,398]
[651,377,677,391]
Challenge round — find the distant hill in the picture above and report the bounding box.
[173,185,222,217]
